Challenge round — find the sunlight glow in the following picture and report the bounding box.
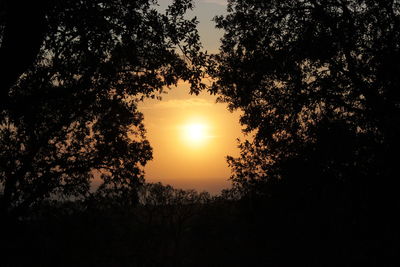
[139,87,243,193]
[184,123,207,143]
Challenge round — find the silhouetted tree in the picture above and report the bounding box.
[0,0,205,219]
[210,1,400,264]
[211,0,400,198]
[0,0,51,108]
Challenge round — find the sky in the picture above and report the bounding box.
[138,0,242,194]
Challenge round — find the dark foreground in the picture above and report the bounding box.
[2,194,398,267]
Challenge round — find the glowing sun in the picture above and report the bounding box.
[183,122,209,145]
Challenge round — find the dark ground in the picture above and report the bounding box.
[2,196,398,267]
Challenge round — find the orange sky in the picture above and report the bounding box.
[139,83,242,194]
[138,0,240,194]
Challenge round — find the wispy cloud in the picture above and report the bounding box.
[199,0,227,6]
[141,98,214,110]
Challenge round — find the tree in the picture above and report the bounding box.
[135,182,211,262]
[0,0,205,219]
[211,0,400,198]
[0,0,51,107]
[210,1,400,263]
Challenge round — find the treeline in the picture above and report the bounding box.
[1,182,242,267]
[2,180,389,267]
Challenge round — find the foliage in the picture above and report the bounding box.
[210,0,400,197]
[0,0,205,218]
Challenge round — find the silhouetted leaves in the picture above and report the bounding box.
[210,1,400,265]
[0,0,205,218]
[211,0,400,199]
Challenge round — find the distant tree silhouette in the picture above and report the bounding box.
[0,0,205,220]
[210,1,400,263]
[135,182,212,265]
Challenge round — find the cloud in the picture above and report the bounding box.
[141,98,214,110]
[199,0,227,6]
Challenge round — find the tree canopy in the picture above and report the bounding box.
[210,0,400,199]
[0,0,205,218]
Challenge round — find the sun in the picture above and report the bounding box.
[185,123,206,142]
[181,121,212,147]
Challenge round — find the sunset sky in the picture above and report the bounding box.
[138,0,243,194]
